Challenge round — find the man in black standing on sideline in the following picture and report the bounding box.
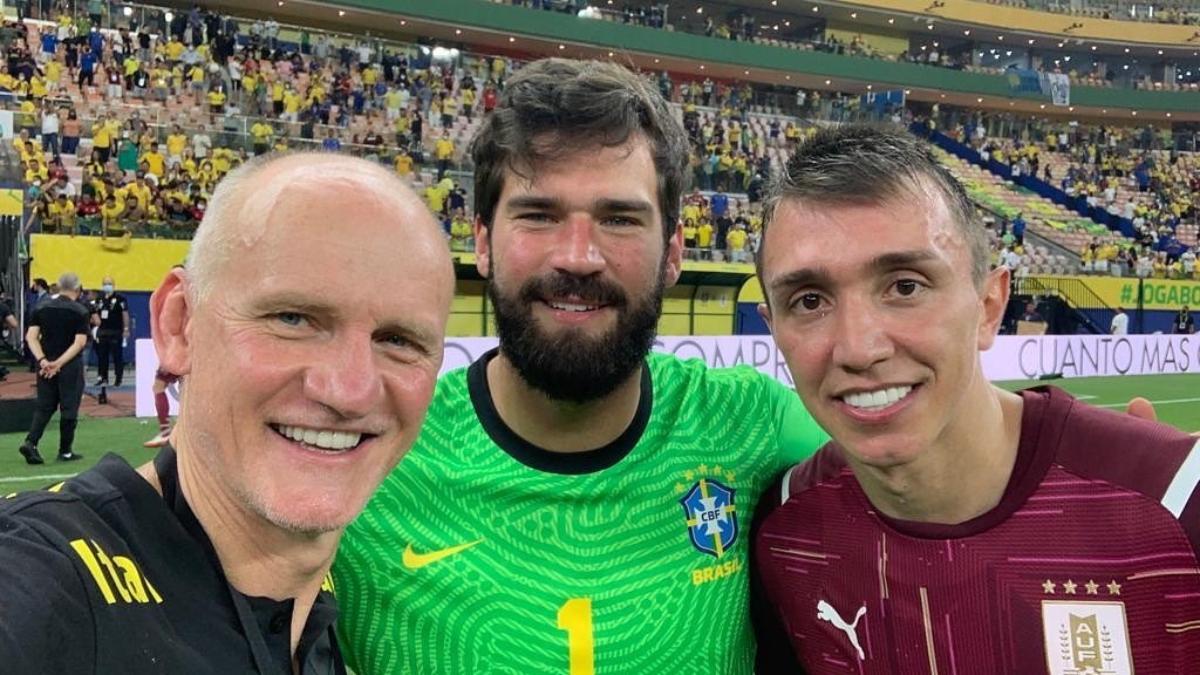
[92,274,130,388]
[1174,305,1195,335]
[19,272,90,464]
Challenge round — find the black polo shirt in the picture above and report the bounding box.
[0,448,345,674]
[93,292,129,334]
[1175,312,1195,334]
[28,295,90,361]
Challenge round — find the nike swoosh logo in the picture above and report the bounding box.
[402,539,483,570]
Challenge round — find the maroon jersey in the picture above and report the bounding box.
[753,386,1200,675]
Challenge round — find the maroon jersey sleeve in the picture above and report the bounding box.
[1040,386,1200,555]
[752,448,848,674]
[750,467,806,675]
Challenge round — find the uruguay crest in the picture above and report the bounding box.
[1041,601,1133,675]
[680,479,738,558]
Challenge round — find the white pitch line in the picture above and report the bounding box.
[1075,395,1098,401]
[0,473,76,484]
[1097,397,1200,409]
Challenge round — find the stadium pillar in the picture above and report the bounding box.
[1136,278,1145,334]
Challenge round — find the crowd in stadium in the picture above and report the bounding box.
[4,7,503,238]
[4,1,1198,278]
[931,111,1200,279]
[984,0,1200,25]
[8,6,801,262]
[502,0,1200,91]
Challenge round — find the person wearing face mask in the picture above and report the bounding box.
[92,275,130,389]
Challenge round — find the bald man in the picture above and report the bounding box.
[0,153,455,674]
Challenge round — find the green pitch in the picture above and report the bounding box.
[1,373,1197,495]
[0,417,160,494]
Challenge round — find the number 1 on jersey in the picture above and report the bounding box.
[557,598,594,675]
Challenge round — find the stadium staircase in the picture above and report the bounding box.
[1040,150,1199,248]
[934,150,1115,274]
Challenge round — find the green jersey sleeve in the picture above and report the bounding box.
[761,373,830,465]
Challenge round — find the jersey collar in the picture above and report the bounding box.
[467,348,654,475]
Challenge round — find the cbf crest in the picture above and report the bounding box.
[679,474,738,558]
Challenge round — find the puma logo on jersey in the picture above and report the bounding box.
[817,600,867,660]
[402,540,482,570]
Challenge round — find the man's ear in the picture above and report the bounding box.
[977,266,1010,351]
[150,267,194,377]
[474,216,491,279]
[757,302,773,335]
[664,221,683,289]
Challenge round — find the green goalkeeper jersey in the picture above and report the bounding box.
[334,349,828,674]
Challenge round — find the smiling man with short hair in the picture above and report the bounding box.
[0,152,454,673]
[335,58,829,675]
[752,125,1200,675]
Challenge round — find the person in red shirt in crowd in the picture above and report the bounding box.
[482,84,498,114]
[76,193,100,218]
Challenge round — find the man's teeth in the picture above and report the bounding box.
[843,386,913,411]
[548,301,599,313]
[276,425,362,451]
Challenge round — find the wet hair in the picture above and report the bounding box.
[758,124,988,287]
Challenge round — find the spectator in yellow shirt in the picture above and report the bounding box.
[240,72,257,106]
[100,194,124,237]
[17,96,37,135]
[307,82,326,105]
[697,220,714,260]
[30,76,48,99]
[682,219,698,258]
[282,83,302,122]
[166,39,185,62]
[434,132,454,181]
[188,64,206,105]
[726,224,749,263]
[394,150,414,178]
[117,175,153,211]
[166,125,188,168]
[142,142,167,178]
[449,212,473,251]
[424,182,449,216]
[23,160,48,183]
[271,80,285,116]
[462,88,476,120]
[440,94,458,129]
[207,86,227,116]
[250,121,274,155]
[1153,255,1167,279]
[46,194,77,234]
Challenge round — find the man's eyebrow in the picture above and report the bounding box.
[867,250,940,272]
[502,196,655,214]
[593,198,655,214]
[768,267,833,296]
[248,293,340,316]
[503,195,559,211]
[767,251,941,297]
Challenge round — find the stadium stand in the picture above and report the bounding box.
[4,0,1197,284]
[499,0,1200,91]
[983,0,1200,25]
